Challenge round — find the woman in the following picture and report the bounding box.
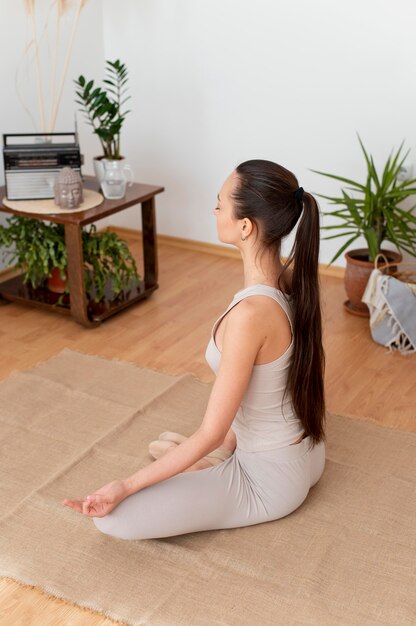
[62,159,327,540]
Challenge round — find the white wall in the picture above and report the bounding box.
[1,1,415,271]
[100,0,416,266]
[0,0,104,269]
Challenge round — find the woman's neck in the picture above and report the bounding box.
[239,242,292,293]
[242,261,286,290]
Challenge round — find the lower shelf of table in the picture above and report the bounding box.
[0,274,158,323]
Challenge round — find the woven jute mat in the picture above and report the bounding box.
[0,348,415,625]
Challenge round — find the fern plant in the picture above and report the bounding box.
[82,224,140,302]
[0,216,67,288]
[74,59,131,159]
[0,216,140,304]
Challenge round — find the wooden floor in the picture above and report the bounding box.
[0,235,415,625]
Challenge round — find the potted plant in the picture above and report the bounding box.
[74,59,131,186]
[312,135,416,316]
[81,223,140,307]
[0,216,140,309]
[0,217,68,294]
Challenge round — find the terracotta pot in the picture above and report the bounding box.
[344,248,402,317]
[47,267,68,294]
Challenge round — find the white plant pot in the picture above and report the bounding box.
[93,156,133,200]
[93,156,127,185]
[93,157,106,184]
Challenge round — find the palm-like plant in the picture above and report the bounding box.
[74,59,131,159]
[311,135,416,265]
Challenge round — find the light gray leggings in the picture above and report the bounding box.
[93,435,325,541]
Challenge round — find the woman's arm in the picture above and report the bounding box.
[122,430,222,496]
[122,300,264,497]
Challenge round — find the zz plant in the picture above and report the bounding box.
[0,216,140,304]
[74,59,131,160]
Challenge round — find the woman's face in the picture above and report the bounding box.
[213,171,252,245]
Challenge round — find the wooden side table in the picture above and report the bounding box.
[0,176,164,327]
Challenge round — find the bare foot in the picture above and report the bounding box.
[150,431,234,473]
[182,458,222,472]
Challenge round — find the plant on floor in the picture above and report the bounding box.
[74,59,131,160]
[311,135,416,264]
[0,216,140,303]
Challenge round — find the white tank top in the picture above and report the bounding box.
[205,284,304,451]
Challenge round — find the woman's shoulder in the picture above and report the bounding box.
[228,296,266,321]
[228,295,288,331]
[225,295,291,359]
[224,297,271,336]
[224,299,267,349]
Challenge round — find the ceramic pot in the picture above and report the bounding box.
[93,156,106,184]
[93,155,128,185]
[344,248,402,317]
[47,267,68,294]
[101,159,133,199]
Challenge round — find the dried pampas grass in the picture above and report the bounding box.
[49,0,90,132]
[56,0,90,15]
[20,0,90,133]
[22,0,89,15]
[22,0,35,15]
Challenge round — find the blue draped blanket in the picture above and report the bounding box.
[361,268,416,355]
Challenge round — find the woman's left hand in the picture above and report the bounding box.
[62,479,127,518]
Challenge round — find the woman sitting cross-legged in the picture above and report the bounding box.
[62,159,327,540]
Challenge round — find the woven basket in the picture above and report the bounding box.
[374,253,416,285]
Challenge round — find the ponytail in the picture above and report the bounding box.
[233,159,327,446]
[280,191,327,446]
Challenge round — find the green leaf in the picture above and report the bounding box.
[384,185,416,198]
[363,228,379,259]
[310,169,366,191]
[314,192,354,206]
[356,133,381,191]
[320,223,357,230]
[326,234,361,265]
[341,189,363,227]
[321,231,359,240]
[85,79,94,94]
[395,206,416,224]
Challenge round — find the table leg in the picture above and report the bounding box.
[141,196,159,288]
[64,223,98,328]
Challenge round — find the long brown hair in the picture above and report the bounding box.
[232,159,326,446]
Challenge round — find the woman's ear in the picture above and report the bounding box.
[242,218,253,237]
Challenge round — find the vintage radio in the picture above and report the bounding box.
[3,132,82,200]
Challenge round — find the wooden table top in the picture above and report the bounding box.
[0,175,165,225]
